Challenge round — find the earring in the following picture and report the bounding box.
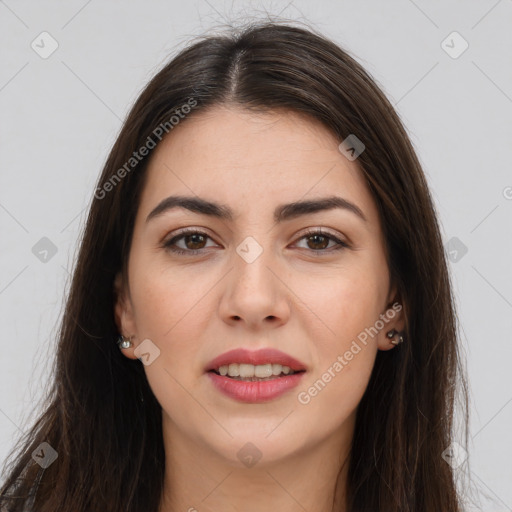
[386,329,404,346]
[117,334,133,349]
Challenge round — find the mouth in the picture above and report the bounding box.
[208,363,306,381]
[205,347,307,375]
[204,348,307,402]
[206,364,307,403]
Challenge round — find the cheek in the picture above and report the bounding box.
[129,257,215,341]
[295,274,380,425]
[291,258,384,408]
[293,259,386,345]
[129,266,214,413]
[295,344,377,440]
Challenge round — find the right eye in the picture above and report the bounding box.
[162,229,219,256]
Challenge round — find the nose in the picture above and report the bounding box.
[218,243,291,330]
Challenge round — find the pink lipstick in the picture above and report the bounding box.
[205,348,307,403]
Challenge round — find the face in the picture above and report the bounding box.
[114,104,404,466]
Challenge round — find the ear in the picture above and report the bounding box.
[113,272,139,360]
[377,285,406,352]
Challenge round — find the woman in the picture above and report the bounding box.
[0,21,469,511]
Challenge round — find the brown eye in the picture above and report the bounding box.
[305,233,330,250]
[183,233,207,250]
[163,230,217,255]
[163,228,348,257]
[294,229,349,254]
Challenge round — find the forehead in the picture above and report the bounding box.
[138,105,380,228]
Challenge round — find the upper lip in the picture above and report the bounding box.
[205,348,307,372]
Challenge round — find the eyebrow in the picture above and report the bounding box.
[145,194,367,224]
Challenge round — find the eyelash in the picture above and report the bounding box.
[162,227,349,256]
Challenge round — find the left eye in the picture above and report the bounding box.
[295,230,348,251]
[163,229,348,255]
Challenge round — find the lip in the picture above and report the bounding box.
[207,371,305,403]
[205,348,307,373]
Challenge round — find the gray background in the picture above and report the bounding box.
[1,1,511,509]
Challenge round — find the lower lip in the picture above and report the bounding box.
[207,371,305,403]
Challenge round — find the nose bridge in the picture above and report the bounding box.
[219,233,289,326]
[233,235,276,301]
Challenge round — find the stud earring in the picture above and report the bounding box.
[117,334,133,349]
[386,329,404,345]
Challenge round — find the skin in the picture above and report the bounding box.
[114,104,405,512]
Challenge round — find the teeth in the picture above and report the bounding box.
[239,363,254,378]
[228,363,239,377]
[255,364,272,378]
[216,363,296,378]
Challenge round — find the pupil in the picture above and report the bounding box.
[308,234,328,250]
[186,234,205,249]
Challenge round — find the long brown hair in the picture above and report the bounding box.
[0,20,469,511]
